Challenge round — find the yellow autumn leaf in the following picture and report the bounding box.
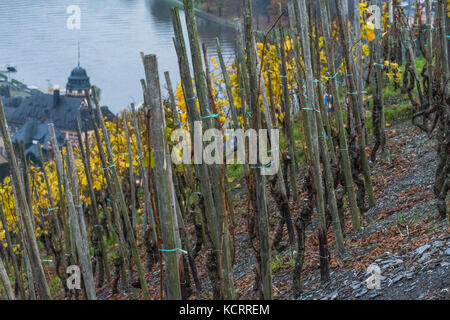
[93,180,102,191]
[366,21,375,42]
[362,44,370,56]
[319,36,324,49]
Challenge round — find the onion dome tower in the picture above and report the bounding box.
[66,43,91,97]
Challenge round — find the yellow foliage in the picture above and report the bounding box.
[365,21,376,42]
[362,44,370,56]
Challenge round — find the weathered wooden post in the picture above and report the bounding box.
[334,0,376,208]
[85,95,130,291]
[164,72,180,127]
[253,39,294,249]
[75,117,110,284]
[293,0,330,282]
[92,93,150,299]
[215,37,240,129]
[0,97,51,300]
[181,1,235,299]
[425,0,433,109]
[48,124,96,300]
[124,114,137,232]
[278,30,299,201]
[142,54,181,300]
[171,6,234,299]
[319,0,361,231]
[244,0,272,299]
[235,21,252,130]
[371,0,386,162]
[438,0,449,93]
[0,202,25,299]
[130,103,157,242]
[0,253,15,299]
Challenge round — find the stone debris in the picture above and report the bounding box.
[415,245,431,256]
[296,234,449,300]
[288,124,449,301]
[418,252,432,263]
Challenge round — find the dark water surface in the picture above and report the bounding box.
[0,0,236,112]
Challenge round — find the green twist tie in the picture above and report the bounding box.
[251,161,274,169]
[245,105,252,117]
[302,107,320,113]
[313,79,324,86]
[102,161,116,173]
[327,72,339,79]
[136,153,144,161]
[201,109,218,120]
[159,248,188,254]
[160,240,187,255]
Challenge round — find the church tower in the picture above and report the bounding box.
[66,43,91,97]
[66,64,91,97]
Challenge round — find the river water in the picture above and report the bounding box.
[0,0,236,113]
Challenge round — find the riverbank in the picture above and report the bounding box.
[162,0,238,29]
[0,78,32,98]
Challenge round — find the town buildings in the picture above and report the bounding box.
[0,63,115,164]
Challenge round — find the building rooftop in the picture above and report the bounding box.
[1,62,115,134]
[2,90,115,132]
[11,120,64,150]
[11,120,65,160]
